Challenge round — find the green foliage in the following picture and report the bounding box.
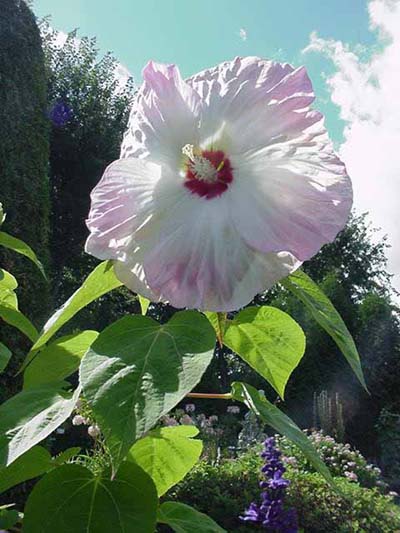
[282,269,366,389]
[0,341,11,372]
[376,409,400,489]
[232,382,332,482]
[23,462,158,533]
[0,383,80,466]
[24,260,121,367]
[286,472,400,533]
[81,311,216,470]
[169,452,400,533]
[0,230,46,278]
[23,330,98,389]
[0,505,20,529]
[40,19,134,317]
[224,306,305,398]
[0,445,79,494]
[0,0,51,325]
[127,426,202,497]
[158,501,226,532]
[276,430,386,491]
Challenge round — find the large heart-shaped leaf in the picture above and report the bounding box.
[158,502,226,533]
[0,231,46,278]
[0,445,79,495]
[281,270,366,389]
[23,260,121,369]
[0,384,80,467]
[23,330,99,389]
[232,382,331,483]
[224,306,305,398]
[23,463,158,533]
[80,311,215,470]
[127,425,202,496]
[0,342,11,373]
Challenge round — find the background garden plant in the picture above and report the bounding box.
[1,1,400,532]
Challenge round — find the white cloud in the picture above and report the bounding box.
[303,0,400,293]
[239,28,247,41]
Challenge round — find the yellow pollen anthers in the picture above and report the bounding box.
[182,144,218,183]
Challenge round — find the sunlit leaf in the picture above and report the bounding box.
[0,230,46,278]
[0,303,38,342]
[23,330,98,389]
[224,306,305,398]
[23,260,121,369]
[138,295,150,315]
[81,311,215,471]
[0,384,80,467]
[281,270,367,390]
[127,425,202,496]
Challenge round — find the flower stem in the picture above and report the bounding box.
[186,392,232,400]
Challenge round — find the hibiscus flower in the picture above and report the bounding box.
[85,57,352,311]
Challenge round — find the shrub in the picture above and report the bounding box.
[277,430,387,492]
[169,449,400,532]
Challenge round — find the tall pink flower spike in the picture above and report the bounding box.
[86,57,352,311]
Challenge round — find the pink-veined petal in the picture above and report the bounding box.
[85,158,161,260]
[129,193,300,311]
[228,125,353,261]
[121,61,200,167]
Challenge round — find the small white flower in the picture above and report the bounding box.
[209,415,219,423]
[72,415,85,426]
[180,414,195,425]
[88,425,100,438]
[227,405,240,414]
[185,403,196,413]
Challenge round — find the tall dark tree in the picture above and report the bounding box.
[0,0,51,323]
[0,0,51,404]
[40,22,137,328]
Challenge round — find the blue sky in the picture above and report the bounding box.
[32,0,400,290]
[33,0,374,144]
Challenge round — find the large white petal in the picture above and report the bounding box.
[127,192,299,311]
[228,125,353,261]
[85,158,161,260]
[121,61,201,168]
[187,57,318,154]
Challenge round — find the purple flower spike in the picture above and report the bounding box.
[241,437,298,532]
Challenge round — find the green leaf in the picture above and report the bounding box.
[0,342,11,373]
[231,382,332,483]
[224,306,305,398]
[158,502,226,533]
[127,425,202,496]
[23,462,158,533]
[0,446,52,494]
[81,311,215,471]
[0,230,46,278]
[281,270,367,390]
[0,507,20,529]
[0,445,80,495]
[0,384,80,467]
[52,447,80,466]
[23,330,99,389]
[23,261,121,370]
[204,312,227,346]
[0,268,17,292]
[138,295,150,315]
[0,303,39,342]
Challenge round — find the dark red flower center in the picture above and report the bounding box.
[184,149,233,199]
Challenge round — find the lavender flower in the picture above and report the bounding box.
[241,437,298,532]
